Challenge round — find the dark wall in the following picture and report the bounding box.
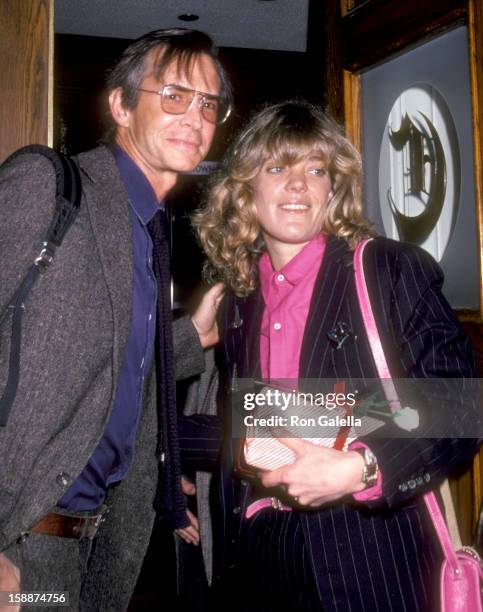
[54,34,126,154]
[215,46,323,155]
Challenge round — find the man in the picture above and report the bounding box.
[0,28,230,610]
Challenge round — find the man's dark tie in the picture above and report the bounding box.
[147,209,188,529]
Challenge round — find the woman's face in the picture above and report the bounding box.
[251,151,333,263]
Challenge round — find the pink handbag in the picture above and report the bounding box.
[354,238,483,612]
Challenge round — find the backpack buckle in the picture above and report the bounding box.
[34,242,55,272]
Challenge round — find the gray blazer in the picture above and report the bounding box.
[0,145,204,610]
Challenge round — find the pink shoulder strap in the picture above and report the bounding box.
[353,238,460,572]
[353,239,401,413]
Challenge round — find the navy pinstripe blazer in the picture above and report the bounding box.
[210,235,479,611]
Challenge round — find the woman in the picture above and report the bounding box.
[192,100,479,611]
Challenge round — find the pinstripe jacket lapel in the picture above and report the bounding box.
[232,236,355,382]
[234,289,264,380]
[300,236,353,379]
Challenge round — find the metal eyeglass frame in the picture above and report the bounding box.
[136,83,232,125]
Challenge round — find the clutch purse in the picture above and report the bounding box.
[243,381,383,471]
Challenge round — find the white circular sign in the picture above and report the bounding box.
[378,83,460,261]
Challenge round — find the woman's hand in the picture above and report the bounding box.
[258,438,366,507]
[174,476,200,546]
[175,509,200,546]
[191,283,225,348]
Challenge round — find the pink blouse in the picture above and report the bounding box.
[258,234,382,500]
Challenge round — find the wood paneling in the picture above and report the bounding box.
[340,0,356,18]
[449,455,479,545]
[0,0,53,162]
[462,322,483,375]
[320,0,344,122]
[343,0,466,71]
[342,71,360,149]
[468,0,483,325]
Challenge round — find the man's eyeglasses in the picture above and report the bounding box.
[136,84,231,125]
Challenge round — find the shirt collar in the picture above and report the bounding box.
[110,143,162,225]
[259,233,327,290]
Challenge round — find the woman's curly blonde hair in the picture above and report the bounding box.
[193,100,374,296]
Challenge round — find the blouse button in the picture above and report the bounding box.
[277,274,285,282]
[273,322,282,331]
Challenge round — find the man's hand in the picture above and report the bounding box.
[175,509,200,546]
[180,475,196,496]
[174,476,200,546]
[191,283,224,349]
[258,438,366,507]
[0,552,20,612]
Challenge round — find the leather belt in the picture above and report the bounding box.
[30,510,105,540]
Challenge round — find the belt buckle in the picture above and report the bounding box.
[72,517,90,539]
[87,510,107,538]
[73,512,105,539]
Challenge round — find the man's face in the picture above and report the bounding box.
[111,50,220,194]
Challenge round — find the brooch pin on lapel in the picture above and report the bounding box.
[230,304,243,329]
[327,321,354,349]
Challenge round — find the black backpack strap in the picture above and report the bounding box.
[0,145,82,426]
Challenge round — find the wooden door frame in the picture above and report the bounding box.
[0,0,53,161]
[339,0,483,325]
